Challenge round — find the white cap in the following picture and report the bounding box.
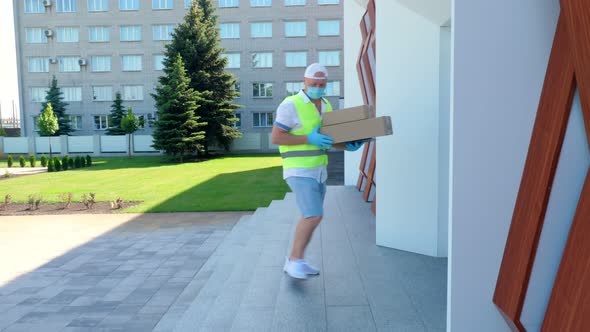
[304,63,328,80]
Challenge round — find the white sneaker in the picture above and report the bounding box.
[301,261,320,275]
[283,258,307,279]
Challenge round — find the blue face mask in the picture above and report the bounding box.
[306,86,326,100]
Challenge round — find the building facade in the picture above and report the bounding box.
[12,0,343,143]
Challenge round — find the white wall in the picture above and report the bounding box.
[438,26,451,258]
[449,1,560,331]
[375,0,447,256]
[343,0,367,186]
[68,136,93,153]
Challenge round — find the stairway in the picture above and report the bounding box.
[154,186,446,332]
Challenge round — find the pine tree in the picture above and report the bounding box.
[164,0,241,154]
[152,54,206,162]
[106,92,126,135]
[42,76,72,136]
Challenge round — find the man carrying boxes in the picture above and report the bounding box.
[271,63,391,280]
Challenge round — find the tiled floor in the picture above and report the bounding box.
[0,186,447,332]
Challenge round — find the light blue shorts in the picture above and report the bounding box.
[285,176,327,219]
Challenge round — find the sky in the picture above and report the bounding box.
[0,1,19,119]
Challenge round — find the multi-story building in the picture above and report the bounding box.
[12,0,343,144]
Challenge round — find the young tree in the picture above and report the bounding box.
[37,103,59,158]
[42,76,72,135]
[152,54,206,162]
[121,107,139,157]
[164,0,241,154]
[106,92,126,135]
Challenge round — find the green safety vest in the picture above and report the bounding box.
[279,93,333,169]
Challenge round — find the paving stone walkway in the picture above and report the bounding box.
[0,212,247,332]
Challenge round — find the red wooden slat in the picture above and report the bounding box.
[493,13,576,330]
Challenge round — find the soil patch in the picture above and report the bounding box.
[0,201,141,216]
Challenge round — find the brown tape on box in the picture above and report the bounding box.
[322,104,375,126]
[320,116,393,144]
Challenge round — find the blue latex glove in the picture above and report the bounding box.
[307,125,333,150]
[344,140,365,152]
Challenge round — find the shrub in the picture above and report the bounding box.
[111,197,124,209]
[40,155,48,167]
[82,192,96,209]
[76,156,83,168]
[27,193,42,210]
[59,192,73,209]
[47,159,55,172]
[53,156,61,172]
[61,155,69,171]
[19,156,26,167]
[86,155,92,167]
[7,156,13,168]
[29,155,36,167]
[1,194,11,210]
[68,157,74,169]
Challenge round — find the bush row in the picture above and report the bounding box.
[5,154,92,170]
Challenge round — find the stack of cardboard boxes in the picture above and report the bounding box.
[320,105,393,143]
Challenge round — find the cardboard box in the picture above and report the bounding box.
[322,105,375,126]
[320,116,393,144]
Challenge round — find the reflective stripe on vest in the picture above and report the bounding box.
[278,93,333,169]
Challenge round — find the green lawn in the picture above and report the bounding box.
[0,155,289,213]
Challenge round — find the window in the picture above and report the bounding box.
[68,115,82,130]
[285,21,306,37]
[123,85,143,100]
[62,87,82,101]
[220,23,240,39]
[92,86,112,101]
[56,0,76,12]
[250,0,271,7]
[253,83,272,97]
[153,0,173,9]
[326,81,340,96]
[33,116,40,131]
[233,82,241,97]
[319,51,340,66]
[318,20,340,36]
[58,57,81,72]
[253,112,273,127]
[251,22,272,38]
[120,26,142,41]
[154,54,165,70]
[56,27,79,43]
[285,82,303,96]
[285,51,307,67]
[88,0,108,11]
[222,53,240,69]
[285,0,305,5]
[233,112,241,128]
[119,0,139,10]
[184,0,193,9]
[219,0,239,7]
[28,57,49,73]
[122,55,142,71]
[91,56,111,72]
[94,115,111,130]
[152,25,174,41]
[30,87,49,102]
[318,0,338,4]
[25,0,45,13]
[89,26,110,42]
[252,52,272,68]
[25,28,47,43]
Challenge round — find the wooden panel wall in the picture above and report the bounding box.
[494,1,590,329]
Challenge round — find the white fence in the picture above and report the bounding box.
[0,133,278,156]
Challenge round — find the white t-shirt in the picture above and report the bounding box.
[274,90,329,183]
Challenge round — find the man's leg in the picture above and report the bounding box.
[290,216,322,260]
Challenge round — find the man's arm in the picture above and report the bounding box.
[271,125,308,145]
